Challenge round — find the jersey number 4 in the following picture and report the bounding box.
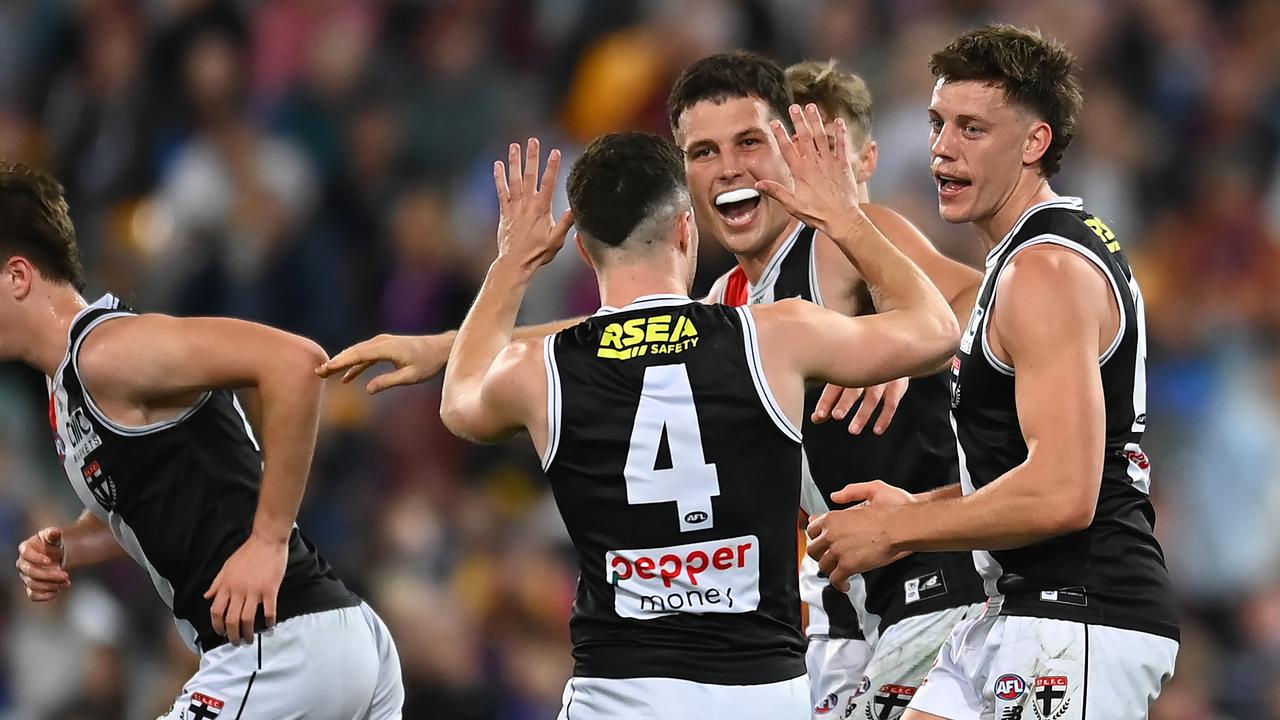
[624,364,720,532]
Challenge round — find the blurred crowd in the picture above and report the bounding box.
[0,0,1277,718]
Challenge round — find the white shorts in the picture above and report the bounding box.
[556,674,810,720]
[806,636,873,718]
[845,604,985,720]
[909,612,1178,720]
[158,602,403,720]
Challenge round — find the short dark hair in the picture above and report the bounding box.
[929,24,1082,177]
[567,132,687,253]
[668,51,794,137]
[0,161,85,290]
[786,60,874,145]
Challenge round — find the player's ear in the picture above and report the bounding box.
[3,257,34,301]
[1023,121,1052,171]
[575,233,596,270]
[857,140,878,184]
[675,210,693,255]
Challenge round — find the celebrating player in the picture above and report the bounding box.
[437,123,957,719]
[5,162,403,719]
[804,25,1180,720]
[671,52,987,718]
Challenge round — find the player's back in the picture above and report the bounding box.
[543,294,806,685]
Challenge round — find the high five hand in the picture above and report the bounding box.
[755,104,863,238]
[493,138,574,271]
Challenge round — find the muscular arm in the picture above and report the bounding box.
[80,315,327,545]
[860,204,981,321]
[439,259,546,446]
[884,247,1111,552]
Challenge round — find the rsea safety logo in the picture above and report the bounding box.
[598,314,699,360]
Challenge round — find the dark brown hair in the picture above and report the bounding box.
[668,51,794,137]
[567,132,687,251]
[0,161,85,290]
[929,24,1082,177]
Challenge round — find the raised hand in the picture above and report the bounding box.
[755,103,864,239]
[16,527,69,602]
[316,333,452,393]
[493,138,574,271]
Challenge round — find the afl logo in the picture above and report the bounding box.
[684,510,708,524]
[814,692,839,714]
[994,674,1026,700]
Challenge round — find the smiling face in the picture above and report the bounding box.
[928,79,1047,226]
[674,96,796,259]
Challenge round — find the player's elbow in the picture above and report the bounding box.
[909,307,961,375]
[439,391,494,444]
[1037,475,1098,536]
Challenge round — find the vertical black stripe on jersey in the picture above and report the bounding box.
[950,199,1179,641]
[546,301,806,685]
[758,226,985,633]
[54,300,358,652]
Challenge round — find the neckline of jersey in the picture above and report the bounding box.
[52,293,122,384]
[594,293,695,316]
[747,222,806,302]
[985,196,1084,268]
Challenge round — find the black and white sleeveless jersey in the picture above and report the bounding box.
[48,295,359,653]
[717,223,985,639]
[950,197,1179,641]
[543,295,806,685]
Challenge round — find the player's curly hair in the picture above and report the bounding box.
[930,24,1082,178]
[568,132,688,254]
[786,60,874,146]
[0,161,85,290]
[668,51,794,137]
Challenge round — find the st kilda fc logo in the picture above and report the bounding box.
[1031,676,1070,720]
[865,684,915,720]
[186,692,224,719]
[82,459,117,512]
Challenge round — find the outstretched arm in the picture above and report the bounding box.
[317,314,585,395]
[440,139,572,445]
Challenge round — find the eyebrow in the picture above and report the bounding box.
[685,127,765,149]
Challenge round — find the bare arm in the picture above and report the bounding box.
[61,511,128,571]
[859,204,982,323]
[317,316,585,394]
[440,139,571,446]
[80,313,326,643]
[807,246,1114,589]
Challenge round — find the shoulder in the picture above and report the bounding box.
[992,243,1114,338]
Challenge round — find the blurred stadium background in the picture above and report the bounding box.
[0,0,1277,718]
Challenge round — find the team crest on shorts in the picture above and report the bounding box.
[1032,676,1070,720]
[993,673,1027,700]
[844,694,858,719]
[865,684,915,719]
[815,692,839,714]
[186,692,225,719]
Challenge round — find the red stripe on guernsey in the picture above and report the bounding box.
[723,266,749,307]
[48,394,57,434]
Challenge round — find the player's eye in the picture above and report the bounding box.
[928,117,944,132]
[963,124,982,137]
[740,137,761,148]
[689,146,713,159]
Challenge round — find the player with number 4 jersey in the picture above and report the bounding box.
[438,121,957,719]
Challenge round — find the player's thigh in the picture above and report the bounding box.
[556,675,810,720]
[859,605,984,720]
[356,602,405,720]
[161,605,389,720]
[966,616,1176,720]
[807,636,873,718]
